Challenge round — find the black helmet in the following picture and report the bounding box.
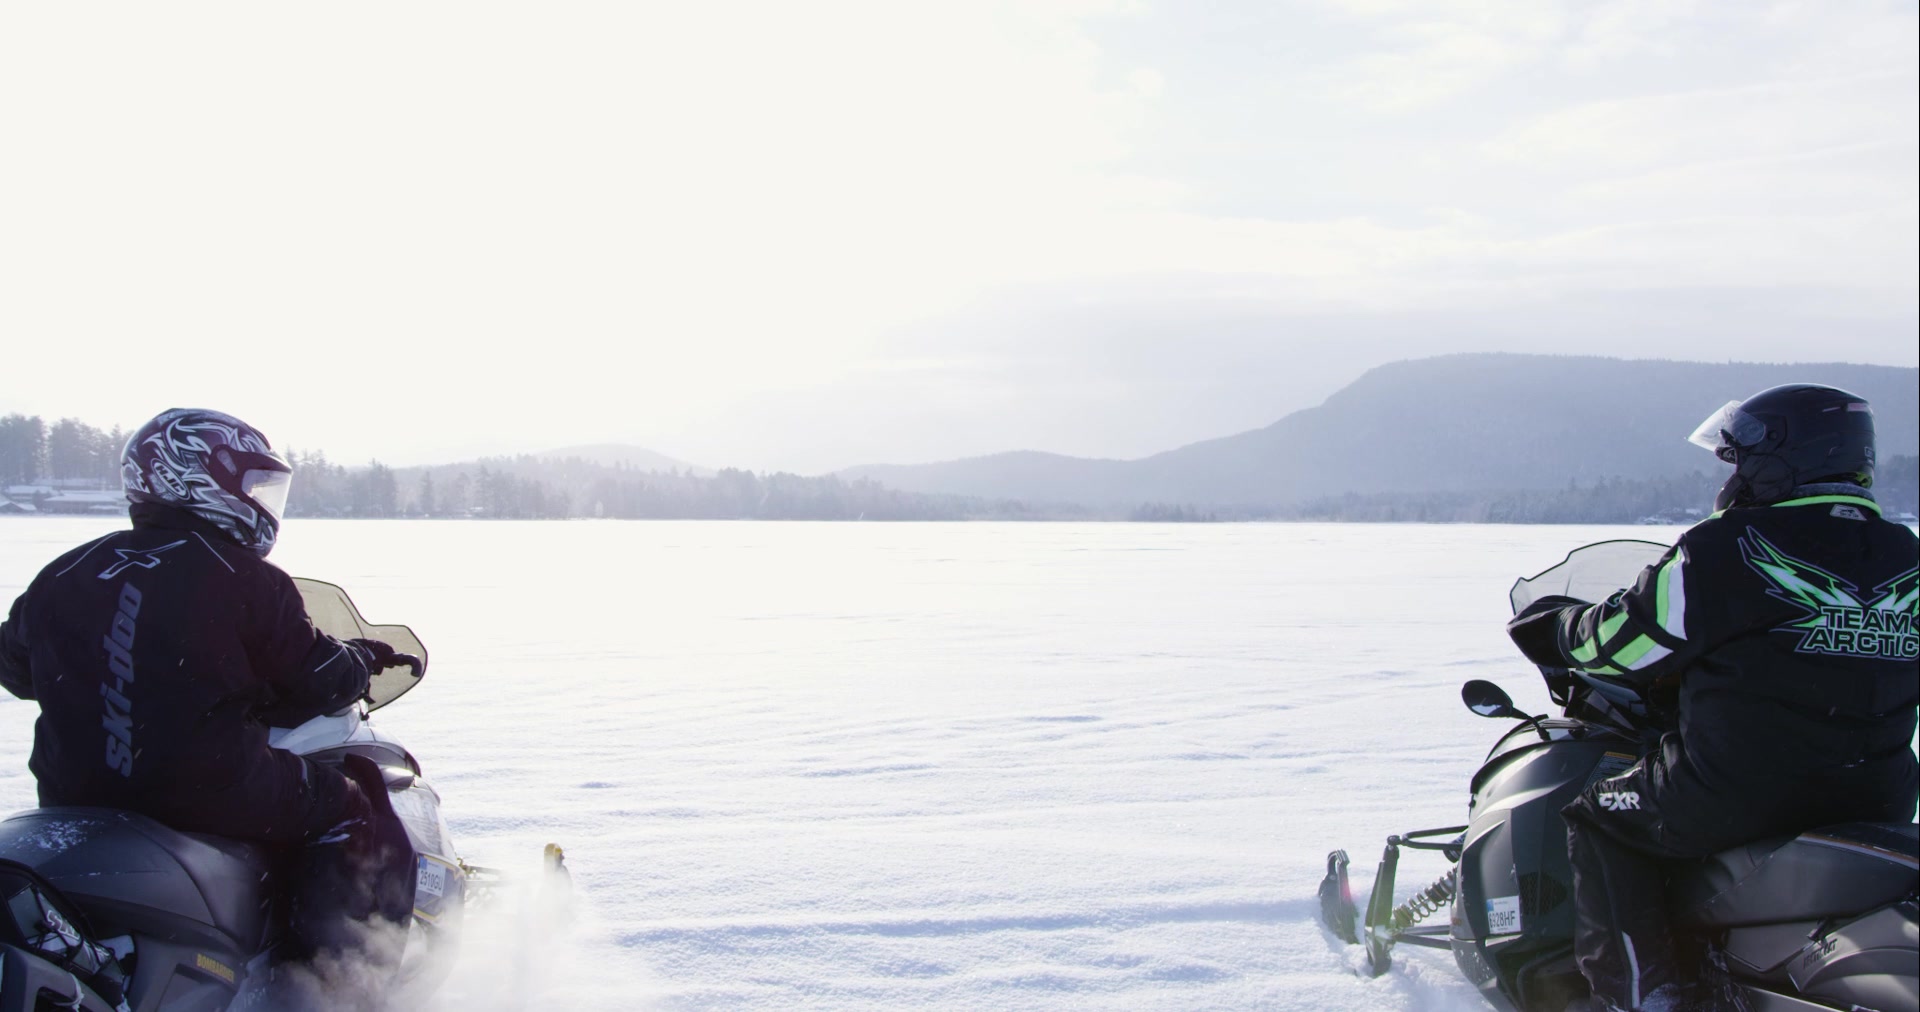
[121,408,294,556]
[1688,383,1875,511]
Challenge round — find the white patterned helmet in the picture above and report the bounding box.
[121,408,294,556]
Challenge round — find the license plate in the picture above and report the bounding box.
[1486,896,1522,935]
[417,857,448,898]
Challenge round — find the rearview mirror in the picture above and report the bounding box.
[1461,680,1529,720]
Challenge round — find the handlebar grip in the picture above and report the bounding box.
[384,653,424,678]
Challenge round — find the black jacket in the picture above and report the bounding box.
[1509,486,1919,793]
[0,503,378,840]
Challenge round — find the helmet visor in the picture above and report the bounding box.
[1688,401,1769,459]
[242,468,293,522]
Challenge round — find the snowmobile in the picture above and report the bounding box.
[0,578,493,1011]
[1320,540,1919,1012]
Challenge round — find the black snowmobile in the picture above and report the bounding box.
[0,579,488,1012]
[1320,540,1919,1012]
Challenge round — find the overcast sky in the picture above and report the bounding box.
[2,1,1914,473]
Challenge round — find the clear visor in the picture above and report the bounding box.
[1687,400,1768,456]
[242,469,293,522]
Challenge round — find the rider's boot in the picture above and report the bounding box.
[1564,981,1692,1012]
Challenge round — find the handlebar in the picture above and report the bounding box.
[339,653,424,714]
[384,653,424,679]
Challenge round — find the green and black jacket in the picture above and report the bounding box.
[1511,484,1918,792]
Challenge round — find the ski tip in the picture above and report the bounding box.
[1318,849,1360,945]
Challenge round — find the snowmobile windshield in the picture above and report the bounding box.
[1510,540,1670,615]
[243,468,292,522]
[292,578,428,710]
[1687,400,1768,459]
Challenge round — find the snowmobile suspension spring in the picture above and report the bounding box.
[1386,867,1456,933]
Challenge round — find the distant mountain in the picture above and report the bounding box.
[540,444,709,476]
[842,354,1919,507]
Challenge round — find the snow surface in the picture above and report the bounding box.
[0,518,1692,1011]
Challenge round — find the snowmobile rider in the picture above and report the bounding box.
[1506,384,1919,1012]
[0,407,416,962]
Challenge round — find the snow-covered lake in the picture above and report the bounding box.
[0,518,1690,1011]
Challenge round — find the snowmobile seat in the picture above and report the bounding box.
[1672,822,1919,929]
[0,808,279,953]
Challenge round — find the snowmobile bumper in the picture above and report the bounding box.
[0,944,124,1012]
[1320,825,1466,977]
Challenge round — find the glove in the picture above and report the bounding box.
[349,637,400,672]
[1506,594,1586,667]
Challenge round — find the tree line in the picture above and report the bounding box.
[282,452,583,520]
[0,413,1040,520]
[1261,459,1918,523]
[4,410,1914,523]
[0,414,126,486]
[334,455,1057,521]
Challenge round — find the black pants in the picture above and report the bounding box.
[1562,734,1917,1009]
[284,754,417,962]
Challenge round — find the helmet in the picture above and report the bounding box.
[121,408,294,556]
[1688,383,1875,512]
